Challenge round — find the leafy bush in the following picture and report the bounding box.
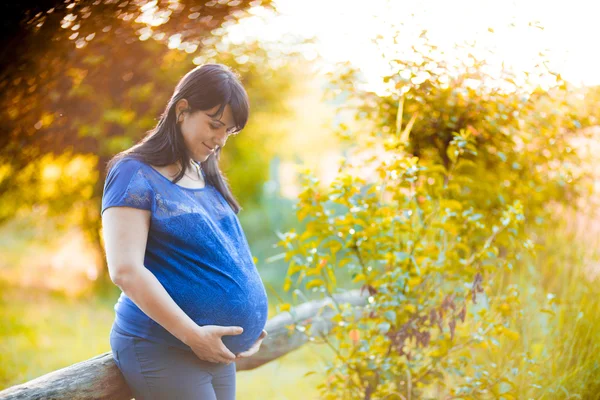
[275,33,598,399]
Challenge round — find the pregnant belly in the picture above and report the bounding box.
[174,272,269,355]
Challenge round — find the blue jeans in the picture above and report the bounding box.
[109,321,236,399]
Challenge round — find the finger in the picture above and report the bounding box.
[243,344,258,354]
[236,350,252,358]
[221,326,244,336]
[221,347,236,361]
[239,348,253,356]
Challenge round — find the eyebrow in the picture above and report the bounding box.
[211,118,236,131]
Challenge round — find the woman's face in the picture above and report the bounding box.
[177,100,237,162]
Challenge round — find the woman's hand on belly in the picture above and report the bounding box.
[184,324,244,364]
[235,329,268,359]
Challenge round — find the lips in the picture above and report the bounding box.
[203,143,215,152]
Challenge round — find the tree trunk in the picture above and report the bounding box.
[90,154,115,294]
[0,289,369,399]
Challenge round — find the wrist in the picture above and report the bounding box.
[174,320,201,346]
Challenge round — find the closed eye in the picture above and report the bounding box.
[211,123,239,136]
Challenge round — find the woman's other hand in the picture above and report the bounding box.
[235,329,267,359]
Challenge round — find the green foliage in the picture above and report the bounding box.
[326,34,594,225]
[277,130,531,398]
[275,33,599,399]
[0,7,310,289]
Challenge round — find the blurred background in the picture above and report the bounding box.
[0,0,599,398]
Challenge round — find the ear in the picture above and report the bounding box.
[176,99,189,122]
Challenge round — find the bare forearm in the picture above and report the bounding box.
[113,267,197,345]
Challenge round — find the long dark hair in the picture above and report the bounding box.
[105,63,249,214]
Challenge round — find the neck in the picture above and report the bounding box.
[171,159,201,179]
[176,159,198,170]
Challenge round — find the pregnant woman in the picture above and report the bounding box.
[101,63,268,399]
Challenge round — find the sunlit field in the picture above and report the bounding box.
[1,0,599,398]
[0,280,335,399]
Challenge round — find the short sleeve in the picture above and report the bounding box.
[101,158,154,216]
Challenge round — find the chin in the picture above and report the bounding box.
[194,152,209,161]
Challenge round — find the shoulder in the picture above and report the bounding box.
[109,156,149,175]
[104,156,154,192]
[102,156,155,214]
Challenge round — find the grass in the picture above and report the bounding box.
[0,281,335,398]
[454,206,600,399]
[0,283,116,389]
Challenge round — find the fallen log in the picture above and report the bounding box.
[0,289,369,399]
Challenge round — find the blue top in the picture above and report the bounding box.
[101,156,269,354]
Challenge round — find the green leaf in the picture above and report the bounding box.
[378,322,391,334]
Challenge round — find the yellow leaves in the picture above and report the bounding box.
[331,313,343,324]
[326,266,337,287]
[414,255,428,266]
[39,112,55,129]
[306,279,325,290]
[284,250,296,263]
[295,270,306,287]
[503,329,520,341]
[496,325,520,341]
[452,175,474,186]
[454,242,471,258]
[531,342,544,358]
[27,153,97,201]
[299,230,314,242]
[41,163,62,181]
[283,277,292,292]
[499,302,511,316]
[337,258,352,268]
[66,67,88,87]
[367,184,380,195]
[352,273,366,283]
[300,258,336,287]
[306,220,325,234]
[476,340,490,350]
[287,262,304,276]
[407,277,421,287]
[430,346,448,358]
[323,240,342,255]
[103,108,135,125]
[297,206,310,222]
[7,106,19,120]
[426,164,448,176]
[279,303,291,312]
[446,183,462,195]
[404,304,417,313]
[455,158,478,172]
[440,199,464,211]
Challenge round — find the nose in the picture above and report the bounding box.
[211,129,228,149]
